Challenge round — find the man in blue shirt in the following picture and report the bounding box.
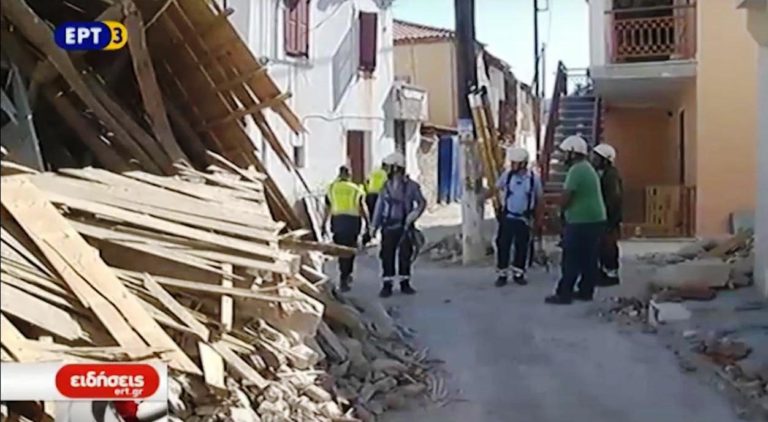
[493,147,543,286]
[371,152,427,298]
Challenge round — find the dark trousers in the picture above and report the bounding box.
[599,226,621,274]
[555,222,604,299]
[331,215,361,279]
[365,193,379,216]
[495,217,531,275]
[380,227,413,281]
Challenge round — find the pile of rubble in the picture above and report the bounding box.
[1,162,439,421]
[638,232,756,298]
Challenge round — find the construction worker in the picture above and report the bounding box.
[545,135,607,305]
[323,166,368,292]
[365,161,389,220]
[492,147,543,287]
[592,143,623,286]
[370,152,426,298]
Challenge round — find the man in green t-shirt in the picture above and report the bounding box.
[545,136,607,305]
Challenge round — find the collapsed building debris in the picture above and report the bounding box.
[0,163,441,421]
[0,0,445,420]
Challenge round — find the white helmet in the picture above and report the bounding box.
[382,152,406,168]
[506,147,529,163]
[559,135,589,155]
[593,143,617,163]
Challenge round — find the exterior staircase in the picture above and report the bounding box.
[545,94,601,192]
[539,63,603,234]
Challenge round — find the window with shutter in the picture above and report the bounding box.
[358,12,378,72]
[285,0,309,57]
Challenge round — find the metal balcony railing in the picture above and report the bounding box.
[606,2,697,64]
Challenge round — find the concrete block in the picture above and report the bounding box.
[676,243,705,260]
[649,300,692,327]
[653,258,732,289]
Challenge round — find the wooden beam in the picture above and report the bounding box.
[196,93,291,131]
[0,0,164,174]
[123,0,189,164]
[214,67,268,93]
[198,342,226,392]
[220,263,233,331]
[0,27,131,172]
[0,283,85,341]
[142,273,210,341]
[0,176,200,374]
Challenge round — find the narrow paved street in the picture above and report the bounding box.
[343,254,740,422]
[329,207,742,422]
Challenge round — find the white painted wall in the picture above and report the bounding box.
[589,0,608,67]
[227,0,397,202]
[755,45,768,297]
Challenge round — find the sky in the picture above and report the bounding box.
[392,0,590,92]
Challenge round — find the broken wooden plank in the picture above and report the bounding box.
[142,273,210,341]
[704,231,752,258]
[0,226,52,278]
[123,0,188,164]
[220,263,233,331]
[0,283,84,341]
[1,176,199,374]
[198,342,226,392]
[0,0,163,173]
[210,341,268,389]
[280,238,356,257]
[197,93,292,131]
[117,270,291,302]
[37,186,294,267]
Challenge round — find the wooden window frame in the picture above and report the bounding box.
[285,0,310,58]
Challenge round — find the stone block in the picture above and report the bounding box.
[653,258,732,289]
[649,300,692,326]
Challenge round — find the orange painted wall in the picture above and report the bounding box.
[695,0,759,235]
[603,106,679,190]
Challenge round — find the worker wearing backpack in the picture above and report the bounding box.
[493,147,543,287]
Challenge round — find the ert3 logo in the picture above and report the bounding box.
[55,21,128,51]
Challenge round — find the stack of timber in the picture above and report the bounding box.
[469,88,505,214]
[0,162,440,422]
[0,0,310,230]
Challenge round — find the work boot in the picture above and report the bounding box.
[339,276,352,292]
[573,292,594,302]
[511,269,528,286]
[400,279,417,295]
[544,294,572,305]
[379,281,393,298]
[597,269,620,287]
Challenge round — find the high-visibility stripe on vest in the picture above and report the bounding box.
[366,168,388,194]
[328,179,364,216]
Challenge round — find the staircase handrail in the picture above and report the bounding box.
[539,61,568,184]
[592,95,603,146]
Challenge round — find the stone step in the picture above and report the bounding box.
[559,110,594,119]
[562,96,596,104]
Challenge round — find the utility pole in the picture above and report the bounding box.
[541,43,547,98]
[454,0,484,264]
[533,0,543,159]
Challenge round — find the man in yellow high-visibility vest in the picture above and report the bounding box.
[323,166,369,292]
[365,161,389,219]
